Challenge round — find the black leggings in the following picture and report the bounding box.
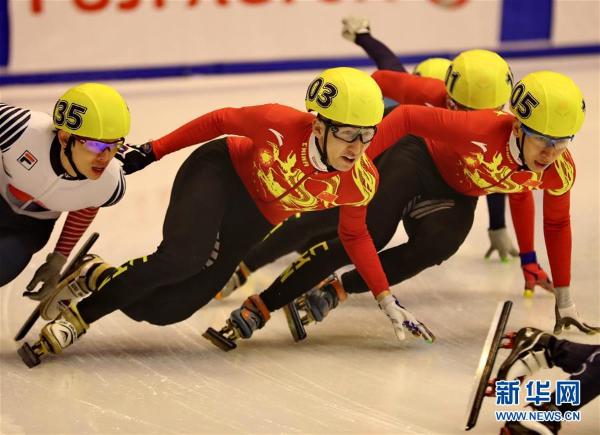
[259,136,478,312]
[0,197,55,286]
[549,340,600,412]
[78,139,271,325]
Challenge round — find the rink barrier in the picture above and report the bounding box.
[0,43,598,87]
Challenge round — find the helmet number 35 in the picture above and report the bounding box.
[54,100,88,130]
[510,83,539,119]
[306,78,339,109]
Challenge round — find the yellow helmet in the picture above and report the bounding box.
[445,49,513,110]
[413,57,451,81]
[53,83,130,140]
[305,67,384,126]
[510,71,585,138]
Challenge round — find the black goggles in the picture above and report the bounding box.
[323,119,377,144]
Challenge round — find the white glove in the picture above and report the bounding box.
[377,293,434,343]
[23,252,67,301]
[484,228,518,262]
[554,302,600,335]
[341,16,370,43]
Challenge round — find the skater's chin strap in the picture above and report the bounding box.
[314,117,337,173]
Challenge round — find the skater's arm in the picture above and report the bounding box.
[54,207,99,258]
[355,33,406,72]
[543,191,571,287]
[0,103,31,154]
[368,105,500,160]
[338,205,389,296]
[508,191,535,254]
[371,71,446,106]
[150,104,279,159]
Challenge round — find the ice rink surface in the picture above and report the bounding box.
[1,55,599,434]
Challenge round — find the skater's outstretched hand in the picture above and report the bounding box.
[521,262,554,297]
[377,292,435,343]
[341,16,370,43]
[115,142,156,175]
[484,228,518,262]
[554,299,600,335]
[23,252,67,301]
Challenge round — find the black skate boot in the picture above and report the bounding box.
[203,295,271,351]
[215,262,251,300]
[497,327,554,381]
[39,254,113,321]
[18,302,89,368]
[501,403,561,435]
[283,275,347,342]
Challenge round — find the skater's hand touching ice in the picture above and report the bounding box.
[24,252,67,301]
[341,16,370,43]
[554,297,600,335]
[485,228,518,262]
[377,292,435,343]
[116,142,156,174]
[521,262,554,297]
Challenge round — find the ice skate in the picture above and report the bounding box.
[283,275,347,342]
[465,300,513,430]
[14,233,99,342]
[496,327,553,381]
[38,254,112,321]
[215,262,251,300]
[18,302,89,368]
[203,295,271,351]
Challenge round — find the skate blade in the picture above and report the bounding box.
[202,327,237,352]
[18,342,42,368]
[465,300,513,430]
[283,303,307,342]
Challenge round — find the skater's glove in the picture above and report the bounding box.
[485,228,518,262]
[341,16,370,42]
[24,252,67,301]
[115,142,156,175]
[377,292,435,343]
[554,298,600,335]
[520,252,554,297]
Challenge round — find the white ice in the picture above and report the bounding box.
[1,55,599,434]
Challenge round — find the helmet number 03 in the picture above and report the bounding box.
[54,100,88,130]
[306,78,339,109]
[510,83,539,119]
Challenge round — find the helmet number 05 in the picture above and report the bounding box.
[511,83,539,119]
[306,78,338,109]
[54,100,88,130]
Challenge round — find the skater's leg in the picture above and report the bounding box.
[0,197,55,285]
[243,209,338,271]
[556,345,600,411]
[121,190,271,325]
[77,139,237,324]
[549,339,600,374]
[341,194,477,293]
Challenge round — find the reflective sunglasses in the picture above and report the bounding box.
[74,136,125,154]
[325,121,377,144]
[521,125,573,151]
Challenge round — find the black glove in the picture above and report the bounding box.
[115,142,156,174]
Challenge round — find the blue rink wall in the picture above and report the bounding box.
[0,0,599,85]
